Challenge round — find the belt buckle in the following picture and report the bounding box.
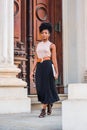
[40,58,43,63]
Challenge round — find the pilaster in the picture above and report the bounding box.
[0,0,31,113]
[62,0,86,86]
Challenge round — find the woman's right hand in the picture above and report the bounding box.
[30,71,34,81]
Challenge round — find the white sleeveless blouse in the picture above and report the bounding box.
[36,40,52,58]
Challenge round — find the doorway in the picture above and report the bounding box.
[26,0,63,94]
[14,0,63,95]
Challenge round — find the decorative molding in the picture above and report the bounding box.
[36,6,48,21]
[14,41,27,81]
[14,0,19,16]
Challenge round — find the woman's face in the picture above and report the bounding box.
[40,29,50,41]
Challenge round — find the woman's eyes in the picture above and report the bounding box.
[41,32,48,34]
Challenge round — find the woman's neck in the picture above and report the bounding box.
[42,39,48,43]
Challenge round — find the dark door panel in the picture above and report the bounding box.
[14,0,64,94]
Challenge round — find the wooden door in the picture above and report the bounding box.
[14,0,27,82]
[27,0,63,94]
[50,0,64,93]
[14,0,63,95]
[27,0,50,94]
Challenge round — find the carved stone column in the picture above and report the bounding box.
[0,0,31,113]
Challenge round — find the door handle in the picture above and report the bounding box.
[55,21,61,32]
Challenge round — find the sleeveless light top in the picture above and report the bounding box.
[36,40,52,58]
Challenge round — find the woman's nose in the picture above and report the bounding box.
[43,33,46,35]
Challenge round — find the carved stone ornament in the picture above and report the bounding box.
[36,6,48,21]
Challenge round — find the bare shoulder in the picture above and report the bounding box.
[50,43,56,50]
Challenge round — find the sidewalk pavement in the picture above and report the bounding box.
[0,108,62,130]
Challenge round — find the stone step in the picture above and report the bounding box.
[28,94,67,110]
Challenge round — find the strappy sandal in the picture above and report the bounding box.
[47,104,53,115]
[39,109,46,118]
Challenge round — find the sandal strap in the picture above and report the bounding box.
[39,109,46,118]
[47,104,53,115]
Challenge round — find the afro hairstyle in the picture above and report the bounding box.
[39,22,52,34]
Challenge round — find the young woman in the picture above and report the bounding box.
[30,22,59,118]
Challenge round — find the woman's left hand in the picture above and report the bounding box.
[54,73,58,80]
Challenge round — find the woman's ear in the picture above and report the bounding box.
[48,33,50,36]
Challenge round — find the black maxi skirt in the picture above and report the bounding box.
[35,60,59,104]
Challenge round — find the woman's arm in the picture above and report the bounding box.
[50,43,59,79]
[30,51,38,80]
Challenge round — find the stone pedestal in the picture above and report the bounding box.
[0,65,31,113]
[68,84,87,99]
[62,84,87,130]
[62,100,87,130]
[0,0,31,113]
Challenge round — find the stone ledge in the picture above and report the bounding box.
[28,94,68,102]
[0,65,21,73]
[0,87,27,98]
[0,77,27,87]
[68,83,87,99]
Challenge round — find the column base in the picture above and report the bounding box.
[68,83,87,99]
[0,65,31,113]
[62,100,87,130]
[0,98,31,114]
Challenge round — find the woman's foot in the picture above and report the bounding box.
[39,109,46,118]
[47,104,53,115]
